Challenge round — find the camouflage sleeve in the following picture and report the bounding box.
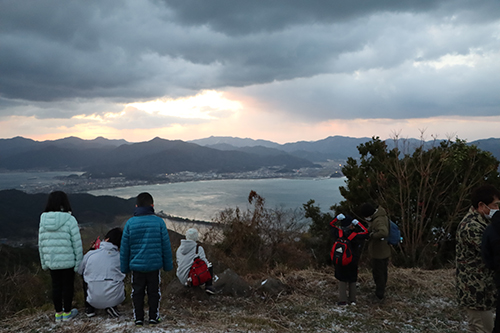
[463,220,485,249]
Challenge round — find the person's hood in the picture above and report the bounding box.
[134,206,155,216]
[99,241,118,251]
[178,239,197,255]
[373,206,387,219]
[40,211,73,231]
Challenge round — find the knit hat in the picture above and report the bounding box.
[186,228,199,242]
[358,203,376,218]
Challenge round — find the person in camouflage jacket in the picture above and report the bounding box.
[456,184,500,333]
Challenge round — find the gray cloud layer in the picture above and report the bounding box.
[1,0,499,121]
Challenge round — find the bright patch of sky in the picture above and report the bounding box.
[127,90,242,120]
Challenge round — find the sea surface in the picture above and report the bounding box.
[0,172,345,222]
[89,178,346,221]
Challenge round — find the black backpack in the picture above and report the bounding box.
[330,228,356,266]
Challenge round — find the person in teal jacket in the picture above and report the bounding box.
[38,191,83,323]
[120,192,173,327]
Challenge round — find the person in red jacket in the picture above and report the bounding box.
[330,214,368,305]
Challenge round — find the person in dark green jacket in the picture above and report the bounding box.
[359,203,391,300]
[120,192,173,327]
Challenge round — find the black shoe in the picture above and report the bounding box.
[205,285,216,295]
[106,306,120,318]
[149,318,162,326]
[85,307,96,318]
[135,320,144,327]
[337,301,347,306]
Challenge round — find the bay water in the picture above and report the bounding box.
[89,178,345,222]
[0,172,345,222]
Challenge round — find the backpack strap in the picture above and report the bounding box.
[338,228,344,238]
[347,231,357,241]
[195,244,199,255]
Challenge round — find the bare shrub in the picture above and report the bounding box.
[335,133,500,268]
[206,191,311,274]
[0,266,50,318]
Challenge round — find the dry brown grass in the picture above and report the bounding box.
[0,266,468,333]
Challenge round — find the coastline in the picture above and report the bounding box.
[1,173,346,245]
[12,167,343,194]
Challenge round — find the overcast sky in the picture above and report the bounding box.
[1,0,499,143]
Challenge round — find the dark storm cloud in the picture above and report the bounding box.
[166,0,497,35]
[238,58,500,121]
[0,0,499,120]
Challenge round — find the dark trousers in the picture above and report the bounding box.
[372,258,389,299]
[50,268,75,313]
[83,281,94,311]
[206,266,214,286]
[132,270,161,321]
[494,288,500,333]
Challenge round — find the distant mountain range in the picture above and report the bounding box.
[0,136,317,178]
[190,135,500,162]
[190,136,368,161]
[0,136,127,158]
[0,135,498,179]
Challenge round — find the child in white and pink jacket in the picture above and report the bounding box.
[176,228,215,294]
[79,227,125,318]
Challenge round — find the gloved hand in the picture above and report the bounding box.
[352,219,359,225]
[336,214,346,221]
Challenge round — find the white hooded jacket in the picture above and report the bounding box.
[78,241,125,309]
[176,239,209,285]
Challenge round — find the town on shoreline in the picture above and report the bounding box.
[13,162,344,194]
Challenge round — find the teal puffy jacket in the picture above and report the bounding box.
[38,211,83,271]
[120,207,173,273]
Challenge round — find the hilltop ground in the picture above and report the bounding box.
[0,266,468,333]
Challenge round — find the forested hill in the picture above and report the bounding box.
[0,137,317,178]
[0,189,135,240]
[1,136,498,178]
[192,136,500,162]
[83,138,317,178]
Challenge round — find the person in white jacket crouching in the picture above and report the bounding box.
[176,228,215,294]
[78,228,126,317]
